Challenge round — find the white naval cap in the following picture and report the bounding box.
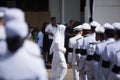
[5,21,28,38]
[90,21,101,27]
[4,8,25,22]
[102,23,114,30]
[112,22,120,30]
[82,23,91,30]
[95,26,105,33]
[74,25,82,31]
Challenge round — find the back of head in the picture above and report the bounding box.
[102,23,115,38]
[5,21,28,53]
[69,20,75,28]
[82,23,91,36]
[113,22,120,39]
[95,26,105,41]
[90,21,101,33]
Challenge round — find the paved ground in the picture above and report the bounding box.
[46,64,73,80]
[47,69,73,80]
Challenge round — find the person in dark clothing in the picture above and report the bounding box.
[41,22,49,63]
[65,20,75,63]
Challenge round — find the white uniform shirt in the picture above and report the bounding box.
[101,38,115,62]
[45,24,58,39]
[69,34,83,65]
[83,33,97,55]
[0,47,48,80]
[106,40,120,80]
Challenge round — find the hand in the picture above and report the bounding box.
[63,48,66,54]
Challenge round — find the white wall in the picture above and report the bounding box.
[64,0,80,23]
[49,0,61,23]
[94,0,120,24]
[49,0,80,24]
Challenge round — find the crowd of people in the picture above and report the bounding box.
[0,7,120,80]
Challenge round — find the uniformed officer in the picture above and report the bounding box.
[78,23,91,80]
[95,26,105,42]
[4,8,41,57]
[105,22,120,80]
[100,23,116,80]
[68,25,84,80]
[50,24,67,80]
[84,21,100,80]
[93,26,105,80]
[0,21,48,80]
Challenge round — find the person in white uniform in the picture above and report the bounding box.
[0,20,48,80]
[77,23,91,80]
[50,24,67,80]
[4,8,41,57]
[68,25,84,80]
[100,23,116,80]
[93,26,105,80]
[105,22,120,80]
[84,21,100,80]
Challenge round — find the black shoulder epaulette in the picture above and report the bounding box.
[76,38,82,41]
[67,47,73,52]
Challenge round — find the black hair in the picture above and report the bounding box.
[105,29,115,38]
[41,22,49,33]
[69,20,74,24]
[6,36,24,53]
[50,17,56,21]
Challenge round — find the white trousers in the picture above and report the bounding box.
[72,65,79,80]
[51,60,67,80]
[85,61,95,80]
[93,61,105,80]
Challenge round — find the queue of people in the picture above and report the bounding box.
[67,21,120,80]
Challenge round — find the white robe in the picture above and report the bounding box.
[50,25,67,80]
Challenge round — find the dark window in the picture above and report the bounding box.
[0,0,49,11]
